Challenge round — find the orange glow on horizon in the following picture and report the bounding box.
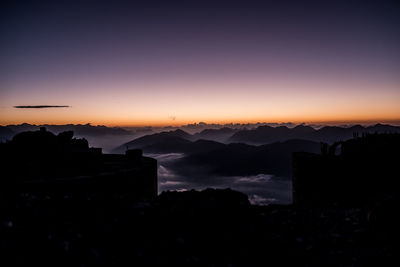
[1,115,400,128]
[1,73,399,127]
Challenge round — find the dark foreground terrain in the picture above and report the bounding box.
[1,189,399,266]
[1,129,399,266]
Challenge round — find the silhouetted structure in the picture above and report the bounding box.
[1,130,399,266]
[292,133,400,207]
[0,128,157,199]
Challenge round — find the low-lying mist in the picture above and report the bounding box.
[150,153,292,205]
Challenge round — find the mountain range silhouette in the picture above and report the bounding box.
[228,124,400,144]
[113,124,400,153]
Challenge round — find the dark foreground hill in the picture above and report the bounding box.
[1,130,400,266]
[293,133,400,207]
[0,128,157,199]
[1,123,138,153]
[1,188,399,266]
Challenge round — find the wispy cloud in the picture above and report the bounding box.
[14,105,70,109]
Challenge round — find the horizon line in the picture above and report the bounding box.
[2,119,400,128]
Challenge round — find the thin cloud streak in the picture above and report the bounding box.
[14,105,70,109]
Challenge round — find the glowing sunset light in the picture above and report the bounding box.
[1,1,399,127]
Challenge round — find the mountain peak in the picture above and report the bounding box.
[170,129,190,137]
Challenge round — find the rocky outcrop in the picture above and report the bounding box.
[0,128,158,199]
[292,133,400,207]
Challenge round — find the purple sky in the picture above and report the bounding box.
[1,0,399,126]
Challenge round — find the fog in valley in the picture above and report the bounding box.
[149,153,292,205]
[3,122,400,205]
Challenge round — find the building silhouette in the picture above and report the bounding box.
[0,127,157,199]
[292,133,400,207]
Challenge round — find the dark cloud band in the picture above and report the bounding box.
[14,105,70,109]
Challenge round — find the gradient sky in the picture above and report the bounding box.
[1,0,399,126]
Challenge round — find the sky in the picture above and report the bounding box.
[1,0,399,126]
